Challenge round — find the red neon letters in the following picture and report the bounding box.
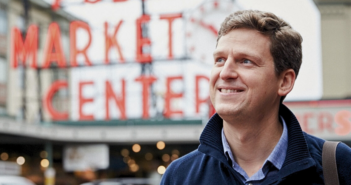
[334,110,351,136]
[79,81,95,120]
[195,75,209,113]
[160,14,182,59]
[136,15,152,63]
[70,21,93,67]
[44,76,210,121]
[11,12,182,68]
[52,0,127,10]
[84,0,101,3]
[11,25,38,69]
[44,81,69,120]
[51,0,61,10]
[12,12,213,121]
[105,80,126,120]
[164,76,183,118]
[104,21,125,64]
[294,110,351,136]
[42,23,66,68]
[135,75,157,119]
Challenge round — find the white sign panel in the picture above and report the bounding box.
[63,144,109,171]
[286,100,351,140]
[0,161,20,175]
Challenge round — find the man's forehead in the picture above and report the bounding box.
[215,29,271,51]
[213,29,274,66]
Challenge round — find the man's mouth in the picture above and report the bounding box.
[219,88,244,93]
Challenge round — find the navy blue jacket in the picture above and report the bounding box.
[161,104,351,185]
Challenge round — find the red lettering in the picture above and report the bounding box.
[160,13,182,59]
[317,112,333,132]
[294,113,306,130]
[44,81,68,120]
[105,80,126,120]
[42,23,66,68]
[85,0,127,2]
[79,81,94,120]
[164,76,183,118]
[302,112,314,134]
[85,0,101,3]
[11,25,38,69]
[136,15,152,63]
[295,113,302,124]
[52,0,61,10]
[208,101,215,118]
[53,0,126,9]
[70,21,92,67]
[334,110,351,136]
[135,75,157,119]
[195,75,209,113]
[104,21,125,64]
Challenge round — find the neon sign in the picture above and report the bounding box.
[11,12,211,121]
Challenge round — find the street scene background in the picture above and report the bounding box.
[0,0,351,184]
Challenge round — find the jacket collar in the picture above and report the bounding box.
[278,104,311,167]
[198,104,314,170]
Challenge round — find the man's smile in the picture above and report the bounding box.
[219,88,244,93]
[217,85,245,94]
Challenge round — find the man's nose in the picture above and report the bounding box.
[219,59,238,80]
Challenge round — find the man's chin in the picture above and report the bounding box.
[215,106,241,118]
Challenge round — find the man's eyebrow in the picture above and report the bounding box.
[213,50,264,64]
[213,50,225,57]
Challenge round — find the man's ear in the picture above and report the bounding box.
[278,69,296,97]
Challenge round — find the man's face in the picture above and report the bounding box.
[210,28,282,121]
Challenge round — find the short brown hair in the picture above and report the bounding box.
[217,10,303,77]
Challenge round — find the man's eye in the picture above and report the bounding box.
[215,58,225,63]
[243,59,252,64]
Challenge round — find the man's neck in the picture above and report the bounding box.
[223,111,283,177]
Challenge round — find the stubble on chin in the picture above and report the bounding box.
[215,104,246,123]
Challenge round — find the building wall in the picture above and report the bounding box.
[5,0,71,123]
[314,1,351,99]
[0,1,8,113]
[6,1,23,120]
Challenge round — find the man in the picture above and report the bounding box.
[161,10,351,184]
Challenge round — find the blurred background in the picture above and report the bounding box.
[0,0,351,184]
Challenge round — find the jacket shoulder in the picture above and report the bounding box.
[304,132,351,183]
[303,133,325,178]
[304,132,325,164]
[160,149,204,185]
[335,142,351,183]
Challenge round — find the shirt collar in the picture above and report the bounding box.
[221,127,234,162]
[266,116,288,169]
[221,116,288,171]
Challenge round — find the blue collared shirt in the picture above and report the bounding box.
[221,117,288,185]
